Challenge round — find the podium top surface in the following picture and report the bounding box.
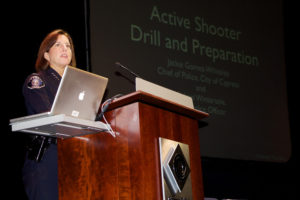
[108,91,209,121]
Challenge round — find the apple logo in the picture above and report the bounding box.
[78,91,85,101]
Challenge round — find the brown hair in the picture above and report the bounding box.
[35,29,76,72]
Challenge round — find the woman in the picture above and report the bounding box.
[22,29,76,200]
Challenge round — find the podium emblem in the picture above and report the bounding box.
[169,144,190,191]
[159,137,193,200]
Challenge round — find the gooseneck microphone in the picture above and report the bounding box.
[115,62,141,78]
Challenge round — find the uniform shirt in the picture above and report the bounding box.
[23,67,61,115]
[22,67,61,200]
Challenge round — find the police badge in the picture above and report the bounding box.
[27,75,45,89]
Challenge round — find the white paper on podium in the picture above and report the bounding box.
[10,114,108,138]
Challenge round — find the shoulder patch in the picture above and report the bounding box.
[27,75,45,89]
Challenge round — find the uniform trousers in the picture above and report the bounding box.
[22,144,58,200]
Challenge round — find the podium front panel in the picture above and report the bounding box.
[58,101,204,200]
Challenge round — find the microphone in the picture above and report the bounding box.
[115,62,141,78]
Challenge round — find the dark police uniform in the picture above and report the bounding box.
[22,67,61,200]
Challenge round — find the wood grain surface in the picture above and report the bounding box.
[58,93,206,200]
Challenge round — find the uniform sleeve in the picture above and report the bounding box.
[23,74,52,115]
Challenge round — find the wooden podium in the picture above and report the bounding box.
[57,91,209,200]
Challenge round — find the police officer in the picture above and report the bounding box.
[22,29,76,200]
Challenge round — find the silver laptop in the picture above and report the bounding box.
[10,66,108,123]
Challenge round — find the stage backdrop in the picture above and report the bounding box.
[89,0,291,162]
